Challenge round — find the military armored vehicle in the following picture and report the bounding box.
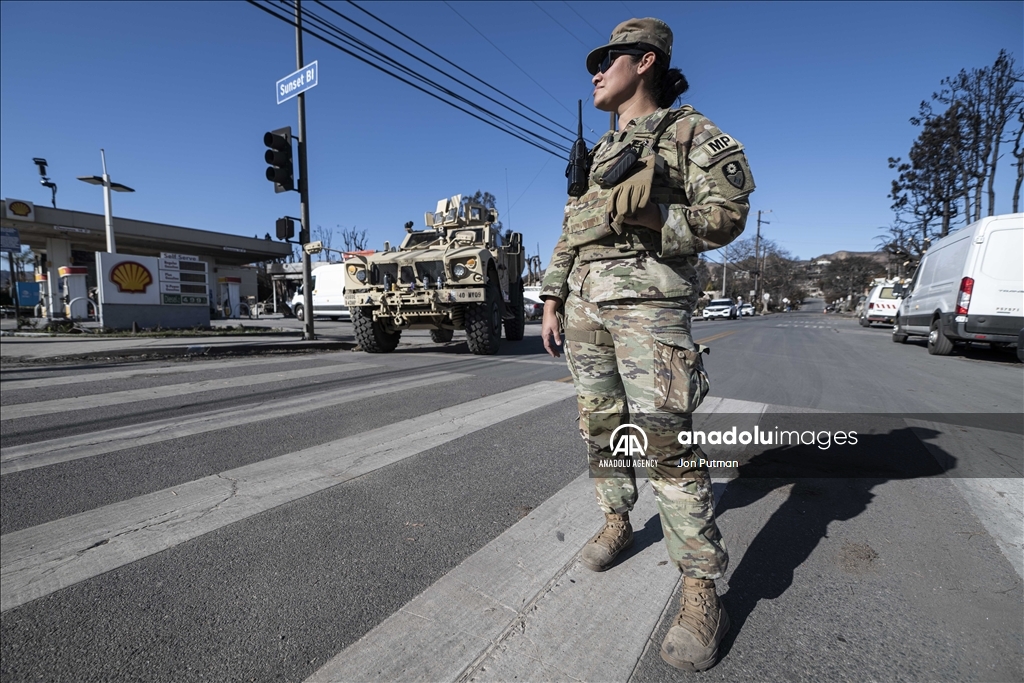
[343,195,525,355]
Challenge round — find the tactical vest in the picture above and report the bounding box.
[564,107,693,261]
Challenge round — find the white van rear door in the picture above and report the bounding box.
[970,218,1023,317]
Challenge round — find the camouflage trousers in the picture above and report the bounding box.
[563,292,728,580]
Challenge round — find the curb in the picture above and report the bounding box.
[1,341,357,364]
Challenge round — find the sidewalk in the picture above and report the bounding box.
[0,314,355,362]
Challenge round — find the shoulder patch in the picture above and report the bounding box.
[689,134,743,168]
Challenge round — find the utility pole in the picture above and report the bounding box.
[295,0,314,340]
[721,245,727,295]
[754,209,771,313]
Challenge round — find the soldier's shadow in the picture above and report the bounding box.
[710,426,957,657]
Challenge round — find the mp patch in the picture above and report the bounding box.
[698,134,739,158]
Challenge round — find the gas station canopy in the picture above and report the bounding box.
[1,202,291,266]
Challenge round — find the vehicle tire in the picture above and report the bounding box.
[293,303,303,321]
[352,306,400,353]
[504,279,525,341]
[859,316,868,327]
[927,317,954,356]
[466,278,502,355]
[892,320,908,344]
[330,316,340,321]
[430,328,454,343]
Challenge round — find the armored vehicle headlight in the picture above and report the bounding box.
[453,264,468,279]
[355,269,366,283]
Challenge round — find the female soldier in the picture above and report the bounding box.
[539,17,754,672]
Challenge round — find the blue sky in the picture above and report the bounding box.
[1,1,1021,268]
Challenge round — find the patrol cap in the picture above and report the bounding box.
[586,17,673,75]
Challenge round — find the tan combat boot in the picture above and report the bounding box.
[581,512,633,572]
[660,576,730,671]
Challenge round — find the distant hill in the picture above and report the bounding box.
[805,250,888,265]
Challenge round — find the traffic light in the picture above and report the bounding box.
[264,126,294,193]
[276,217,294,240]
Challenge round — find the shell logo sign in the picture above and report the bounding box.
[4,198,35,221]
[8,201,32,217]
[110,261,154,293]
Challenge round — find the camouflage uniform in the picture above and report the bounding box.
[542,106,754,579]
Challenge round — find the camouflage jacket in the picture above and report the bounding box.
[541,106,753,303]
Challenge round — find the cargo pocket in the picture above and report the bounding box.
[653,338,710,413]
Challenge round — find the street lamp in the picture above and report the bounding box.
[33,157,58,208]
[77,149,134,253]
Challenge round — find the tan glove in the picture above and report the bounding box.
[607,157,655,233]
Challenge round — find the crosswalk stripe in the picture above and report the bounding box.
[0,362,378,421]
[0,354,349,390]
[307,404,748,682]
[0,370,471,475]
[0,380,577,612]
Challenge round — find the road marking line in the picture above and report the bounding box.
[0,381,577,612]
[1,371,470,475]
[695,330,736,344]
[0,362,378,421]
[0,354,356,390]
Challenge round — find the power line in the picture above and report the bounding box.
[292,1,571,152]
[248,1,566,157]
[562,1,606,39]
[346,0,579,141]
[442,0,577,120]
[530,1,589,48]
[508,155,551,212]
[316,0,578,146]
[258,1,566,155]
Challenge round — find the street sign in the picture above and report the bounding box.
[0,227,20,253]
[276,61,318,105]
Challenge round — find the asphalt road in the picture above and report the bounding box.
[1,307,1021,682]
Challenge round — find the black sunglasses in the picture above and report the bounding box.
[597,48,649,74]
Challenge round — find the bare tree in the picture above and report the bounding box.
[1012,108,1024,212]
[312,224,334,261]
[982,51,1024,216]
[909,50,1024,222]
[339,225,368,252]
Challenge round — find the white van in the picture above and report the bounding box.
[290,263,350,321]
[859,280,900,327]
[892,213,1023,355]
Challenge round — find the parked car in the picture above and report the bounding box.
[739,303,755,317]
[289,263,350,321]
[523,286,544,320]
[703,298,737,320]
[523,298,544,320]
[892,213,1022,355]
[859,281,900,327]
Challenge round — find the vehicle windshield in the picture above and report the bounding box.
[403,232,442,248]
[878,287,897,299]
[710,299,734,306]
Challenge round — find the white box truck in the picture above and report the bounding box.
[892,213,1022,356]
